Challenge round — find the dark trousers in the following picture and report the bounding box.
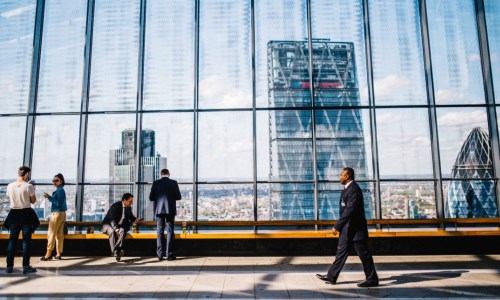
[102,224,126,254]
[6,224,33,267]
[156,214,175,258]
[327,235,378,282]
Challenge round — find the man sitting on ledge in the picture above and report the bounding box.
[101,193,142,261]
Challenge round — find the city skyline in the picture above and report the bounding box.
[1,1,500,221]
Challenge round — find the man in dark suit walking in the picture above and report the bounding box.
[149,169,182,261]
[101,193,142,261]
[316,167,379,287]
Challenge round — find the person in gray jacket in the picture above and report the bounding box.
[149,169,181,261]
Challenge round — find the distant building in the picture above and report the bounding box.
[109,129,166,218]
[446,127,498,218]
[267,40,371,220]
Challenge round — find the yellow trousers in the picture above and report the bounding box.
[45,211,66,257]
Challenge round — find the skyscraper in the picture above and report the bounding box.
[109,129,166,213]
[446,127,498,218]
[268,40,371,220]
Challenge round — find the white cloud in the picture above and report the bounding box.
[1,4,35,18]
[374,74,412,98]
[438,110,486,127]
[376,112,406,125]
[435,89,466,104]
[199,75,251,108]
[34,126,50,138]
[468,53,481,62]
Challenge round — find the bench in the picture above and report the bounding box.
[1,218,499,239]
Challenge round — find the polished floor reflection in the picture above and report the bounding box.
[1,255,499,298]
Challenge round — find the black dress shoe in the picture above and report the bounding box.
[166,256,176,261]
[357,281,379,287]
[316,274,336,284]
[23,266,37,274]
[40,256,52,261]
[157,256,164,262]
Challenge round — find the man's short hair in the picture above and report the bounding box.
[160,169,170,176]
[122,193,134,201]
[18,166,31,177]
[342,167,355,180]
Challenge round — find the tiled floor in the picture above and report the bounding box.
[1,255,499,298]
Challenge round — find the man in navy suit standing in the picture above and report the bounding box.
[316,167,379,287]
[149,169,182,261]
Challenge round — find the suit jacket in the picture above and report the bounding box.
[149,177,182,216]
[4,207,40,231]
[333,181,369,241]
[101,201,137,232]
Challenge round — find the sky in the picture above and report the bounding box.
[1,0,499,182]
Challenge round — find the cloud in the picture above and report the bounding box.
[374,74,412,98]
[199,75,251,108]
[376,112,406,125]
[34,125,50,139]
[467,54,481,62]
[438,110,486,127]
[491,53,499,62]
[435,89,465,104]
[1,4,35,18]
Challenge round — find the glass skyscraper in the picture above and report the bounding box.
[446,127,498,218]
[109,129,166,219]
[268,40,371,220]
[1,1,500,224]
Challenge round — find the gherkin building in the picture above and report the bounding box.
[446,127,498,218]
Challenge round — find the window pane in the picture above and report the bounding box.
[85,113,136,182]
[311,0,368,106]
[142,112,193,182]
[199,0,251,109]
[376,108,433,178]
[316,109,372,180]
[485,0,500,102]
[427,0,485,105]
[34,185,76,221]
[37,0,86,113]
[319,182,374,220]
[0,116,26,220]
[140,184,193,221]
[198,112,253,181]
[0,0,36,113]
[31,115,80,183]
[444,180,498,218]
[83,184,132,221]
[437,108,489,177]
[255,0,308,108]
[0,117,26,183]
[381,181,436,219]
[267,110,312,181]
[258,183,314,220]
[198,184,253,221]
[143,0,194,110]
[369,0,427,105]
[89,0,140,111]
[256,112,270,181]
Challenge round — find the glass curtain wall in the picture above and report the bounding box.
[1,0,499,224]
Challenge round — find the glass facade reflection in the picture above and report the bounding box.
[0,0,499,224]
